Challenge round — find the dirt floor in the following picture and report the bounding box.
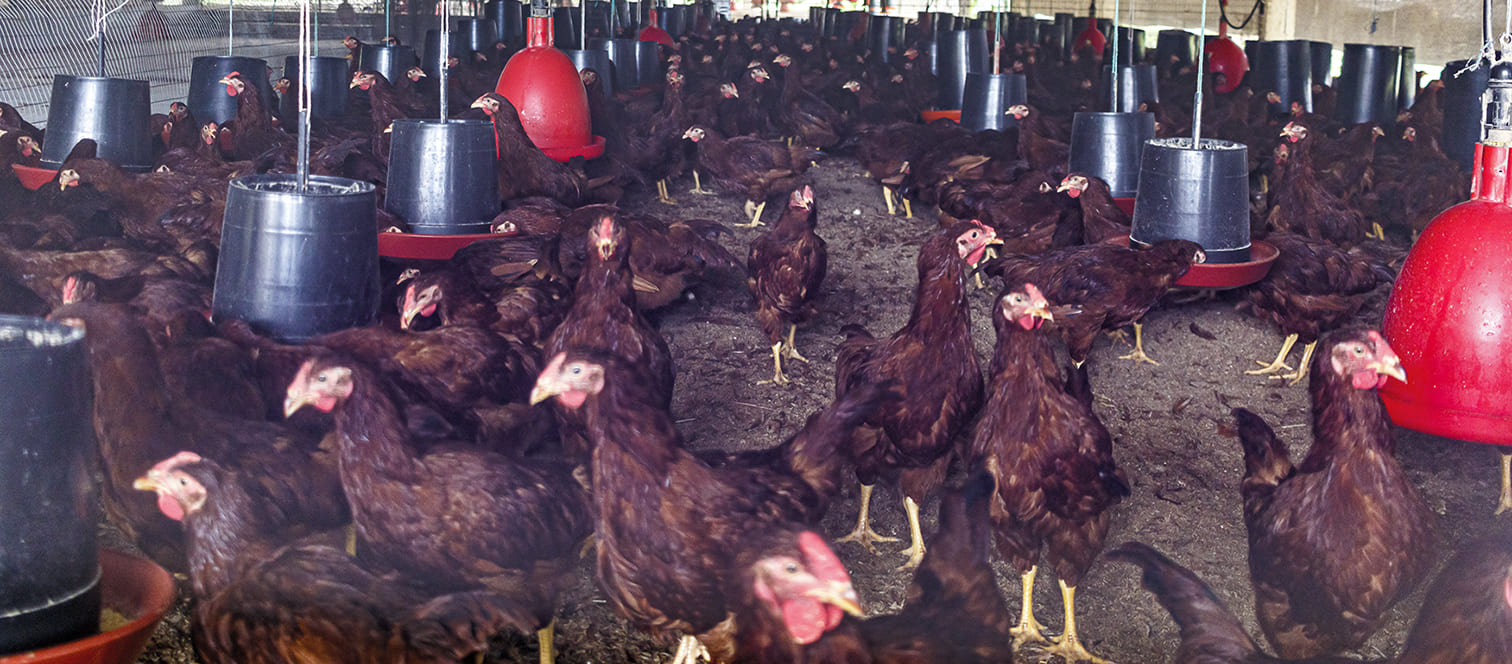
[119,154,1501,664]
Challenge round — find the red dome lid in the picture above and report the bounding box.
[640,9,673,47]
[1204,37,1248,94]
[1072,27,1106,57]
[1380,143,1512,445]
[494,15,592,154]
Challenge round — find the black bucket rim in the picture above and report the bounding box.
[0,314,86,349]
[229,173,378,198]
[391,117,495,129]
[1144,136,1246,151]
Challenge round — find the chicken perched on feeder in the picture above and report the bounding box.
[747,185,825,385]
[833,221,1001,570]
[1232,328,1433,659]
[682,124,819,227]
[969,283,1128,664]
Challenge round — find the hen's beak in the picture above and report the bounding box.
[283,389,312,418]
[804,581,863,617]
[1056,180,1072,193]
[1368,357,1408,384]
[131,473,158,492]
[1027,305,1053,322]
[528,380,557,406]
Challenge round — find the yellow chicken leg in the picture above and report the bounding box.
[759,341,790,386]
[883,185,897,215]
[736,200,768,228]
[670,634,708,664]
[1047,581,1114,664]
[895,496,926,571]
[902,196,913,218]
[1274,340,1316,385]
[1497,453,1512,515]
[835,483,898,554]
[1247,333,1298,376]
[689,170,714,195]
[1367,222,1385,240]
[1118,323,1160,365]
[781,325,808,363]
[974,246,998,290]
[537,621,555,664]
[1011,566,1051,648]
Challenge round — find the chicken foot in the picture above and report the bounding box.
[671,634,710,664]
[1117,323,1159,365]
[835,483,899,554]
[883,185,897,216]
[1366,222,1386,241]
[974,246,998,290]
[759,342,791,386]
[1046,581,1114,664]
[689,170,714,195]
[656,179,677,205]
[1011,566,1051,647]
[1246,333,1298,376]
[895,496,927,571]
[735,200,768,228]
[1272,340,1316,385]
[781,325,808,363]
[1497,453,1512,515]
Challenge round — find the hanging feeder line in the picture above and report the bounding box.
[1219,0,1260,31]
[229,0,235,55]
[298,0,312,191]
[440,0,451,121]
[1191,0,1207,144]
[1110,0,1119,113]
[88,0,133,76]
[1460,0,1509,77]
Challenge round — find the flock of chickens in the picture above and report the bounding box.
[1,8,1511,664]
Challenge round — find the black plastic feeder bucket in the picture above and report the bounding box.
[590,38,640,92]
[933,12,957,34]
[187,55,273,127]
[1334,43,1402,125]
[1442,58,1491,170]
[923,39,939,76]
[565,48,615,96]
[281,56,349,121]
[1113,27,1145,65]
[457,18,498,53]
[423,29,470,77]
[1054,13,1075,56]
[870,16,902,62]
[1249,40,1313,114]
[359,44,418,86]
[634,41,661,87]
[554,7,580,48]
[40,76,153,172]
[1156,30,1196,69]
[0,316,98,655]
[664,6,689,37]
[385,119,499,235]
[1397,46,1416,110]
[1103,64,1158,113]
[1014,19,1040,47]
[813,7,827,28]
[1068,111,1155,198]
[485,0,524,44]
[961,73,1027,132]
[1131,138,1251,264]
[935,29,988,111]
[212,175,380,342]
[1309,41,1333,85]
[823,8,842,38]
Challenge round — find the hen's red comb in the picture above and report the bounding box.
[799,531,851,584]
[151,451,203,475]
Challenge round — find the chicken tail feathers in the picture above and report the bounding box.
[785,379,900,497]
[1108,542,1266,662]
[1231,408,1294,489]
[401,590,537,661]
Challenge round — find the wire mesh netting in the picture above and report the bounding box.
[0,0,413,125]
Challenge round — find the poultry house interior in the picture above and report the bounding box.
[4,3,1512,664]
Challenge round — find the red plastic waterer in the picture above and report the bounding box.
[1203,0,1248,94]
[639,9,673,48]
[1071,27,1106,58]
[1380,62,1512,445]
[494,0,604,162]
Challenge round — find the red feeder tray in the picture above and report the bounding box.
[0,550,175,664]
[378,232,499,260]
[1380,141,1512,446]
[1113,196,1136,217]
[541,134,606,162]
[921,109,961,123]
[1105,236,1278,289]
[12,164,58,190]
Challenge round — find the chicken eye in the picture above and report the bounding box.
[178,478,189,486]
[316,374,328,383]
[784,562,800,574]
